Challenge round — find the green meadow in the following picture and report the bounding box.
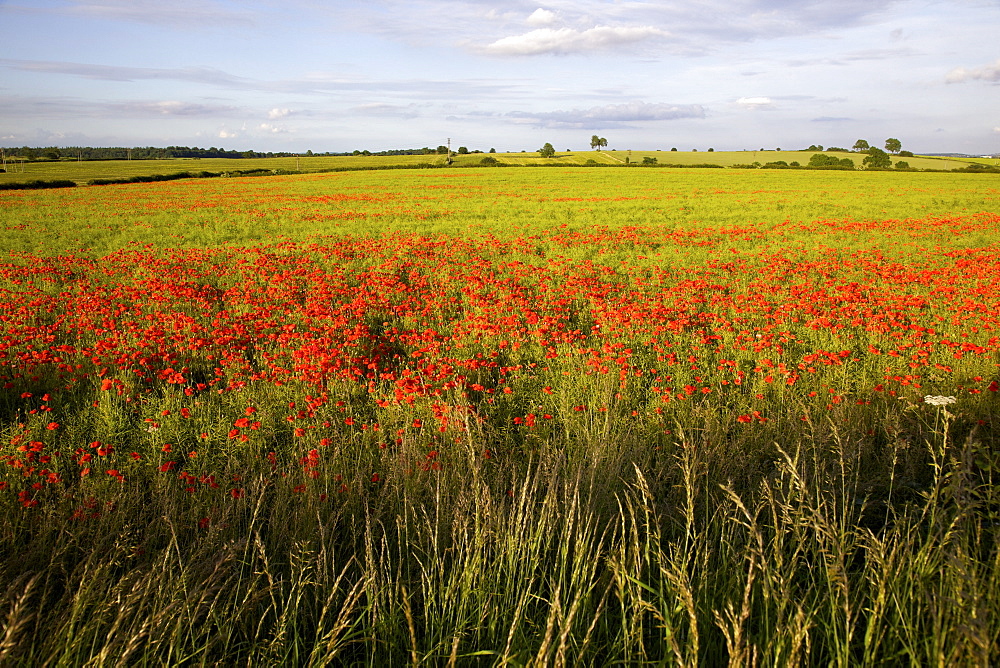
[0,150,982,186]
[1,166,999,665]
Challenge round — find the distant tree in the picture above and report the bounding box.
[489,148,496,153]
[436,146,449,154]
[863,147,892,169]
[852,139,870,152]
[708,148,714,152]
[807,144,824,151]
[809,153,856,169]
[590,135,601,150]
[895,161,910,169]
[538,142,556,158]
[480,156,498,166]
[458,146,469,154]
[670,147,678,152]
[827,146,848,152]
[898,150,913,157]
[43,149,61,160]
[642,156,657,165]
[885,138,902,154]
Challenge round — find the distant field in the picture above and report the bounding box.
[0,150,978,185]
[2,165,1000,664]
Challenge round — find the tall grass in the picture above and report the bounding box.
[1,375,998,664]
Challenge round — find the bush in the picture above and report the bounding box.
[480,156,498,166]
[0,179,77,190]
[808,154,855,170]
[642,156,658,165]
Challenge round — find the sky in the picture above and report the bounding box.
[0,0,998,154]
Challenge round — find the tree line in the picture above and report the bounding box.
[2,146,306,161]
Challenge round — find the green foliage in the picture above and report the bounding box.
[895,161,911,170]
[0,179,77,191]
[863,148,892,169]
[885,138,902,154]
[642,156,658,165]
[808,153,856,170]
[538,142,556,158]
[807,144,824,151]
[457,146,469,154]
[853,139,871,152]
[479,156,499,166]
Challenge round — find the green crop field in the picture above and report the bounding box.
[0,149,978,186]
[2,166,1000,665]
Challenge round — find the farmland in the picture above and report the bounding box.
[2,166,1000,664]
[0,149,983,186]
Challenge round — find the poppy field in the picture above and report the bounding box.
[2,167,1000,665]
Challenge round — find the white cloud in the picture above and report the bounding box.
[118,100,235,116]
[349,103,420,118]
[481,25,669,56]
[65,0,254,29]
[506,101,705,128]
[946,59,1000,83]
[218,129,238,139]
[736,96,773,108]
[526,8,557,27]
[267,108,291,119]
[257,123,287,134]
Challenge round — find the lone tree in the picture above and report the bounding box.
[885,138,902,154]
[539,142,556,158]
[852,139,870,152]
[590,136,608,151]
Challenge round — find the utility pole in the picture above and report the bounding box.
[446,138,452,165]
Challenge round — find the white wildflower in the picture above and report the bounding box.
[923,395,956,406]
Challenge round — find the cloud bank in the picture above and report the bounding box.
[507,101,705,128]
[481,26,669,56]
[946,59,1000,84]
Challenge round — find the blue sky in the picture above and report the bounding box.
[1,0,997,153]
